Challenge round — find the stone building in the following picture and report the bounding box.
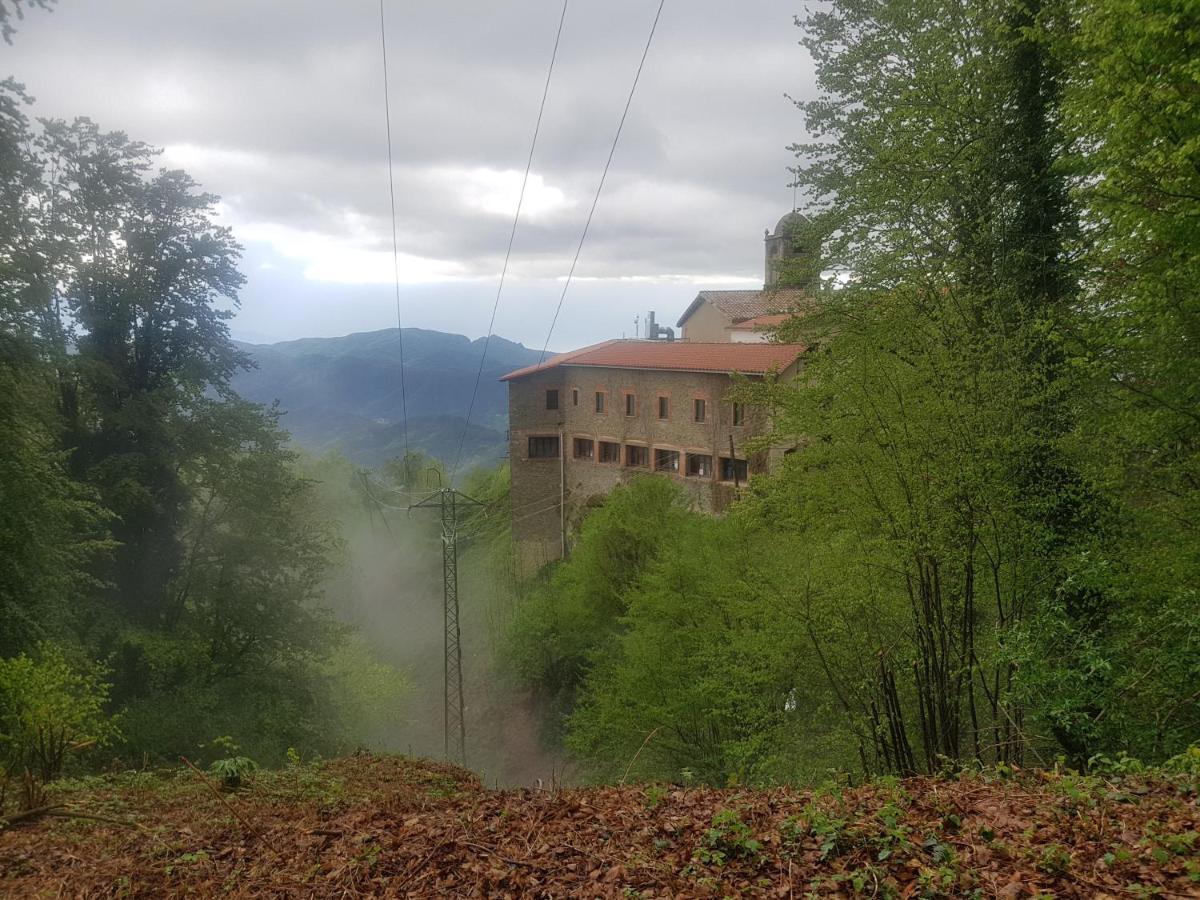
[502,340,805,573]
[676,210,816,342]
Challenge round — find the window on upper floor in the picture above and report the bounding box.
[528,435,560,459]
[732,402,745,426]
[657,396,669,419]
[595,391,605,413]
[572,388,579,406]
[546,389,559,410]
[693,398,706,423]
[625,392,636,417]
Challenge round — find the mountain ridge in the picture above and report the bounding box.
[231,326,545,470]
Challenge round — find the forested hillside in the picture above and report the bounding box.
[232,328,541,468]
[2,2,1199,889]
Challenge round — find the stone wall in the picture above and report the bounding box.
[507,364,778,576]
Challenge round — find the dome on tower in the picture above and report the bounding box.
[773,210,809,236]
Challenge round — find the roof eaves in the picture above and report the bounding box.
[675,293,707,329]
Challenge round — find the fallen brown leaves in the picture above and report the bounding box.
[1,753,1197,897]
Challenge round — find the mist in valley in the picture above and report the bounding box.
[305,453,568,788]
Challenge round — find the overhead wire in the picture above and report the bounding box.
[450,0,571,485]
[537,0,667,365]
[378,0,410,457]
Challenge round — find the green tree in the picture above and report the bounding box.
[32,117,246,624]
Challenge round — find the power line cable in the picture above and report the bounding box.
[537,0,667,365]
[450,0,570,485]
[379,0,410,456]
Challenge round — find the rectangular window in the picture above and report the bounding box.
[720,456,748,483]
[572,389,579,406]
[732,402,745,426]
[693,398,706,423]
[654,448,680,473]
[624,392,636,417]
[685,453,712,477]
[625,444,649,468]
[595,391,606,413]
[599,440,621,463]
[528,435,560,459]
[546,389,559,411]
[657,396,669,419]
[573,437,594,460]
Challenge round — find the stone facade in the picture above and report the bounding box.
[507,362,795,575]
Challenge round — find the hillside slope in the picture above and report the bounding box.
[2,755,1197,897]
[232,328,544,469]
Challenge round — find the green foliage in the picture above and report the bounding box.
[0,80,405,770]
[694,808,762,867]
[506,477,692,717]
[208,754,259,791]
[0,644,119,806]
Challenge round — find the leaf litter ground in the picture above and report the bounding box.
[1,753,1197,897]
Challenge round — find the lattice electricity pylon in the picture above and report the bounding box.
[411,488,481,765]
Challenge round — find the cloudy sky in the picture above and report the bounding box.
[5,1,815,349]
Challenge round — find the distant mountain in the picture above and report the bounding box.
[232,328,543,470]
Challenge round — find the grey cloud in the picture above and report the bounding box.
[5,0,815,344]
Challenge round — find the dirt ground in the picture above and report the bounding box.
[1,753,1197,897]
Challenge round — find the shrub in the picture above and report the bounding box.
[0,643,120,808]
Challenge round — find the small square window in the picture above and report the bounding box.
[528,435,560,459]
[546,389,559,410]
[573,437,594,460]
[693,398,706,422]
[625,444,649,468]
[654,448,680,473]
[595,391,605,413]
[685,453,712,477]
[657,396,669,419]
[732,402,745,426]
[625,393,636,417]
[599,440,621,463]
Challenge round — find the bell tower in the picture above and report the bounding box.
[764,210,813,288]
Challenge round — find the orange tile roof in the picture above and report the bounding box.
[500,340,805,382]
[727,313,791,331]
[676,288,812,327]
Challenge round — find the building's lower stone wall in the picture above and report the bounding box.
[508,364,782,577]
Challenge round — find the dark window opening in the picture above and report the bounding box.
[624,392,636,417]
[720,456,748,483]
[573,437,594,460]
[732,402,745,426]
[685,453,712,477]
[599,441,621,463]
[625,444,649,468]
[546,389,559,410]
[595,391,605,413]
[654,448,680,473]
[528,435,560,459]
[693,398,706,422]
[572,389,579,406]
[657,396,669,419]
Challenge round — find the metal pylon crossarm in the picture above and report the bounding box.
[410,488,483,766]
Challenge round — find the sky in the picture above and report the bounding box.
[4,1,816,349]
